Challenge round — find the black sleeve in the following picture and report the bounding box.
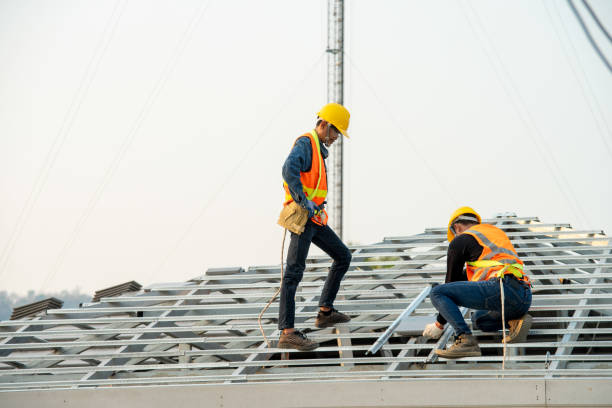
[445,234,482,283]
[436,233,483,326]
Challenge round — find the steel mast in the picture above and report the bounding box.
[326,0,345,238]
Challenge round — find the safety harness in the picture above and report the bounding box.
[467,259,530,285]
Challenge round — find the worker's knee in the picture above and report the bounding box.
[430,285,445,309]
[338,248,352,266]
[430,285,442,300]
[429,285,448,310]
[282,274,302,290]
[330,246,351,267]
[282,265,304,286]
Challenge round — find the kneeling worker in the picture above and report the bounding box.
[423,207,533,358]
[277,103,353,351]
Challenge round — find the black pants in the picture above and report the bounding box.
[278,220,352,330]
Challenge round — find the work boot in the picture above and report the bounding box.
[314,308,351,328]
[504,314,532,343]
[277,330,318,351]
[435,333,481,359]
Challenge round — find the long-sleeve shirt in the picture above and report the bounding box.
[436,233,484,325]
[282,134,328,206]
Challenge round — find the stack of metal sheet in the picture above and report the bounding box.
[9,298,63,320]
[91,281,142,302]
[0,215,610,393]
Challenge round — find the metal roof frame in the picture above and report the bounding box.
[0,214,611,398]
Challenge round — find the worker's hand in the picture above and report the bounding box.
[422,321,444,339]
[303,200,319,218]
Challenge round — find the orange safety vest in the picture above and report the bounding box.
[463,224,530,285]
[283,130,328,226]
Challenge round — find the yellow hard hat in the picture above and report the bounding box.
[447,206,481,242]
[317,103,350,138]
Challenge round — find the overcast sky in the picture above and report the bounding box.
[1,0,611,296]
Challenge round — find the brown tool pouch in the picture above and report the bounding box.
[277,202,309,235]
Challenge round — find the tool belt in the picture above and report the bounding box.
[277,201,309,235]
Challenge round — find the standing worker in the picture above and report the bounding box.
[277,103,353,351]
[422,207,533,358]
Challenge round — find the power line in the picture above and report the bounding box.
[149,52,327,282]
[343,53,458,206]
[0,0,128,282]
[567,0,612,73]
[581,0,612,44]
[543,0,612,161]
[39,0,212,292]
[459,0,592,229]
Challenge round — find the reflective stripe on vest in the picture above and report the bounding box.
[282,130,328,225]
[468,260,525,280]
[466,228,518,260]
[463,224,529,285]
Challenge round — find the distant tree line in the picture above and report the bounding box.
[0,289,91,321]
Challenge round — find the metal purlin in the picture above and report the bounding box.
[0,215,611,390]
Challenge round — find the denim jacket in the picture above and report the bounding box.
[282,133,328,206]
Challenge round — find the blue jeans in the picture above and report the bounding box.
[430,276,532,336]
[278,220,352,330]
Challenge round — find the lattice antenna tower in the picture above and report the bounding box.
[327,0,345,238]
